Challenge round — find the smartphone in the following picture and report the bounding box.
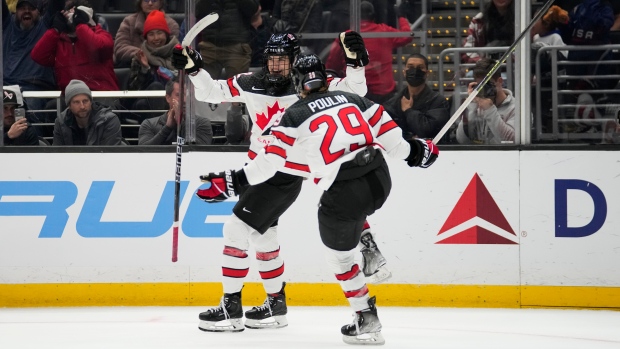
[14,108,26,121]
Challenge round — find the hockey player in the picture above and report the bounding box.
[171,32,389,332]
[195,54,439,345]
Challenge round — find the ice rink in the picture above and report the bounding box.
[1,306,620,348]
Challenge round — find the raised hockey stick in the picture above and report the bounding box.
[172,12,219,263]
[432,0,555,144]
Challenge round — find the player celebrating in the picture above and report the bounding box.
[196,54,439,345]
[172,32,392,332]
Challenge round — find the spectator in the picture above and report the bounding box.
[3,0,61,113]
[531,5,569,60]
[456,58,516,144]
[3,85,39,145]
[195,0,259,79]
[530,6,569,133]
[561,0,615,90]
[325,1,413,103]
[53,79,123,145]
[31,1,119,93]
[272,0,322,35]
[383,54,450,140]
[114,0,180,67]
[138,77,213,145]
[127,9,179,120]
[462,0,515,64]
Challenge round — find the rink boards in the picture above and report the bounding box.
[1,150,619,308]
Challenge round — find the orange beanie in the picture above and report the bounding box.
[143,10,170,38]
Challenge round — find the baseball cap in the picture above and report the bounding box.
[3,86,24,106]
[16,0,43,10]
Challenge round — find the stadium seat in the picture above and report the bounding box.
[114,68,132,90]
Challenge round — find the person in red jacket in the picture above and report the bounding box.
[325,1,412,103]
[30,1,118,95]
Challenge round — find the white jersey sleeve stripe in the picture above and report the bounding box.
[272,130,296,146]
[378,120,399,137]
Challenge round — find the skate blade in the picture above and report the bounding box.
[198,318,244,332]
[245,315,288,329]
[343,331,385,345]
[366,266,392,284]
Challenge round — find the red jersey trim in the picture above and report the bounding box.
[248,150,257,160]
[378,120,398,136]
[368,105,384,127]
[227,78,240,97]
[272,130,296,146]
[284,161,310,173]
[266,145,286,159]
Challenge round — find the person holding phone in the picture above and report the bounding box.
[3,85,39,146]
[455,58,516,144]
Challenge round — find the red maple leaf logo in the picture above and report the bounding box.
[256,101,285,130]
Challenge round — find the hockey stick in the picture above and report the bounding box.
[171,12,219,263]
[432,0,555,144]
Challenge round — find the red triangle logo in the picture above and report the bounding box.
[437,173,516,244]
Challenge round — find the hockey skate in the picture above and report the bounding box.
[341,296,385,345]
[198,291,244,332]
[360,232,392,284]
[244,282,288,329]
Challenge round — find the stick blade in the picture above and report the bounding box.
[182,13,219,47]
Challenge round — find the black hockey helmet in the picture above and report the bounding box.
[291,54,327,94]
[263,33,300,87]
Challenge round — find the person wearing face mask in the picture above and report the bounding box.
[382,53,450,140]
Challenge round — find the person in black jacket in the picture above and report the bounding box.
[3,85,39,146]
[195,0,259,79]
[383,53,450,140]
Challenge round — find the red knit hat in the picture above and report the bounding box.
[143,10,170,38]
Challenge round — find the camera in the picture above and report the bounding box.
[14,108,26,121]
[473,81,497,100]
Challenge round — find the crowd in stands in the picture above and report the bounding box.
[3,0,620,146]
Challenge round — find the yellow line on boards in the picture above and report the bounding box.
[1,283,619,309]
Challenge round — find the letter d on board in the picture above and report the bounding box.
[555,179,607,237]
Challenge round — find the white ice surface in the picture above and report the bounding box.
[1,306,620,348]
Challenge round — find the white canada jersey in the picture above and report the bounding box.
[188,67,368,177]
[243,91,412,191]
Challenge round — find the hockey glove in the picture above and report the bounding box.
[72,6,92,26]
[339,31,369,67]
[172,45,203,75]
[52,12,71,33]
[196,170,243,203]
[405,139,439,168]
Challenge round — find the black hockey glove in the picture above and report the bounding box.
[405,138,439,168]
[196,169,248,203]
[52,12,71,33]
[72,7,91,26]
[172,45,203,75]
[339,31,369,67]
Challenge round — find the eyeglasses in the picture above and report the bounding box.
[143,0,159,3]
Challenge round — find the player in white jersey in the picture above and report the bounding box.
[196,54,439,345]
[172,32,389,332]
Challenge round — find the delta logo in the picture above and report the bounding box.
[436,173,517,245]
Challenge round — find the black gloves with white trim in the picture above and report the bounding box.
[171,45,203,75]
[196,170,249,203]
[339,31,369,68]
[405,139,439,168]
